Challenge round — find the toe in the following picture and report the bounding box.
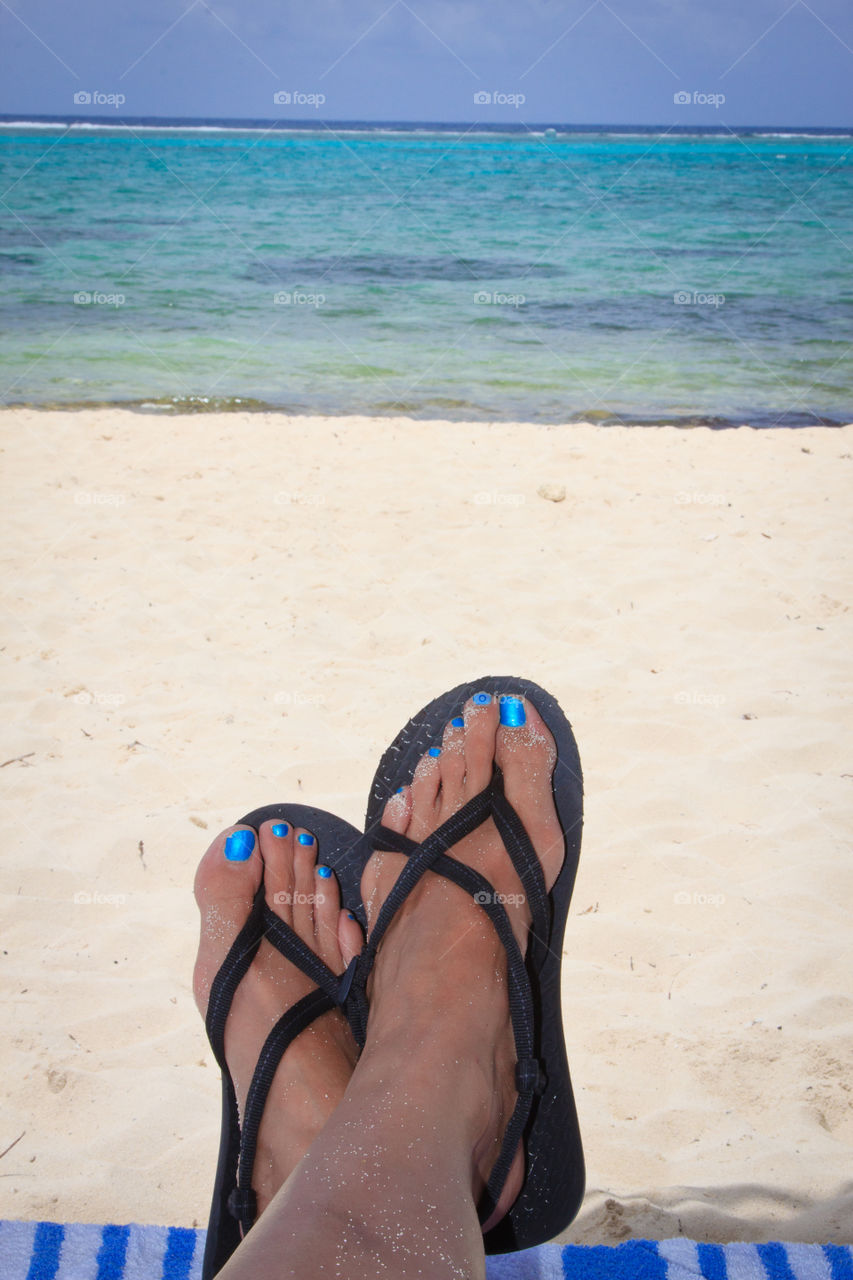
[193,824,263,1016]
[437,714,466,814]
[461,690,500,795]
[494,697,563,891]
[381,785,412,834]
[312,860,344,970]
[410,750,442,837]
[338,909,364,967]
[292,828,319,940]
[260,819,297,927]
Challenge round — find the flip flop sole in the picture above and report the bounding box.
[363,676,585,1253]
[202,803,366,1280]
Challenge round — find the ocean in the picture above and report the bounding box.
[1,119,851,426]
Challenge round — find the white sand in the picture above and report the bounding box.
[1,408,851,1243]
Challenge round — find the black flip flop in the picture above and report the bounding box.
[201,803,367,1280]
[349,676,585,1254]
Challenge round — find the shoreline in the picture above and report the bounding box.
[2,408,851,1243]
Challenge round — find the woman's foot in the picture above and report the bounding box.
[359,690,564,1230]
[193,819,363,1216]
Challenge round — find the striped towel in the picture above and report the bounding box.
[1,1223,851,1280]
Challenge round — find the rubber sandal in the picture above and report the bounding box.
[349,676,584,1254]
[201,803,367,1280]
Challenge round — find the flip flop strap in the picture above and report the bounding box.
[228,987,337,1234]
[204,887,356,1235]
[350,774,552,1221]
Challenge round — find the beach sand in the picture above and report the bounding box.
[1,408,851,1243]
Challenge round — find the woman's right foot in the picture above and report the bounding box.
[358,690,565,1231]
[193,819,363,1217]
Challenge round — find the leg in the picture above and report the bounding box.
[217,692,564,1279]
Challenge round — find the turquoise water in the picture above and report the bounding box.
[1,123,851,425]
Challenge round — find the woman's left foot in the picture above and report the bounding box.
[193,819,363,1216]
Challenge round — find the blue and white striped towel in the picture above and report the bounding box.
[1,1223,850,1280]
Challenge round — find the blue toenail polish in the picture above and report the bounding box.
[225,830,254,861]
[428,746,441,757]
[347,912,357,921]
[271,823,289,838]
[499,695,526,727]
[473,692,492,705]
[395,786,405,794]
[297,833,315,846]
[317,864,332,879]
[451,716,464,728]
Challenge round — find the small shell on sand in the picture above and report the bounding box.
[537,483,566,502]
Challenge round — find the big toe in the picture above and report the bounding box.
[193,825,263,1016]
[495,695,564,891]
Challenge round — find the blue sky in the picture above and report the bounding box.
[1,0,851,126]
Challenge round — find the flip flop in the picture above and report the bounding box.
[348,676,585,1254]
[201,803,367,1280]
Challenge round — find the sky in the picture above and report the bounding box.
[0,0,851,127]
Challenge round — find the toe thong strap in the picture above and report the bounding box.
[205,891,267,1073]
[352,771,554,1218]
[230,987,337,1236]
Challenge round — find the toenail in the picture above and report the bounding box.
[271,822,289,838]
[297,833,315,846]
[428,746,441,757]
[394,786,405,794]
[224,830,254,861]
[450,716,464,728]
[472,691,492,705]
[317,864,332,879]
[347,912,357,921]
[499,695,526,727]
